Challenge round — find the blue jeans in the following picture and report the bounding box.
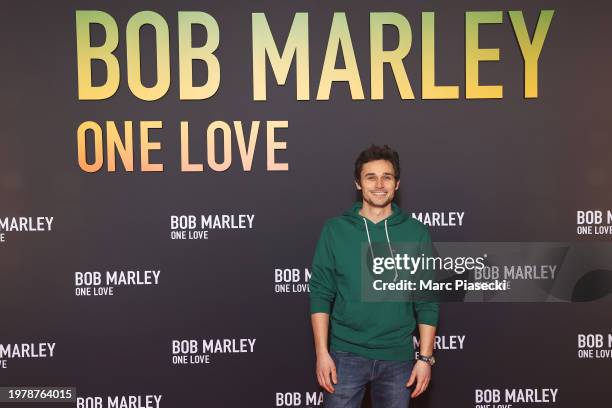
[323,349,413,408]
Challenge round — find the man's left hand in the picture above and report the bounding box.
[406,360,431,398]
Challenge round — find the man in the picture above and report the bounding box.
[309,144,439,408]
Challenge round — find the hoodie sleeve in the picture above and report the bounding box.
[309,221,337,314]
[413,228,439,327]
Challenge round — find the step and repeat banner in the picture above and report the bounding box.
[1,0,611,407]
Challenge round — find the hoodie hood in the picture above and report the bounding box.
[342,201,410,229]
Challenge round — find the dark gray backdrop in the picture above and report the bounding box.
[1,1,611,407]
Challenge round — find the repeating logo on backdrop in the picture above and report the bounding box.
[274,267,310,294]
[475,387,559,407]
[171,338,256,365]
[275,391,323,407]
[0,216,54,244]
[0,342,56,369]
[414,335,466,358]
[576,210,612,236]
[411,211,465,228]
[577,332,612,359]
[74,269,161,297]
[76,394,162,408]
[169,214,254,240]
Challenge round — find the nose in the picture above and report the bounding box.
[376,177,384,188]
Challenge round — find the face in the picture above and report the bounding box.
[355,159,400,208]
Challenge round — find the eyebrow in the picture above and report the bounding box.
[364,172,395,176]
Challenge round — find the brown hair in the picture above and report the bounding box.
[354,144,400,183]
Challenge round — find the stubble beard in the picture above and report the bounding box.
[363,190,395,209]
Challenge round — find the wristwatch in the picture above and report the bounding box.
[416,354,436,366]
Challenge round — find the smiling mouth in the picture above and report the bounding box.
[371,191,387,196]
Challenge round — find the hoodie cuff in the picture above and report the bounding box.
[416,310,439,327]
[310,298,332,314]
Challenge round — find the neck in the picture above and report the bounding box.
[359,200,393,224]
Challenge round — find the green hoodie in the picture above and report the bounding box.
[309,201,439,361]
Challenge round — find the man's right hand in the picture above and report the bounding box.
[316,351,338,393]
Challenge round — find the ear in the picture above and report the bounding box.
[355,179,362,190]
[395,179,400,190]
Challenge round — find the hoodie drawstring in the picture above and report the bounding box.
[363,217,374,259]
[362,217,399,282]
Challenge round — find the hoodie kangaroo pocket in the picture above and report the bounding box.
[333,300,377,330]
